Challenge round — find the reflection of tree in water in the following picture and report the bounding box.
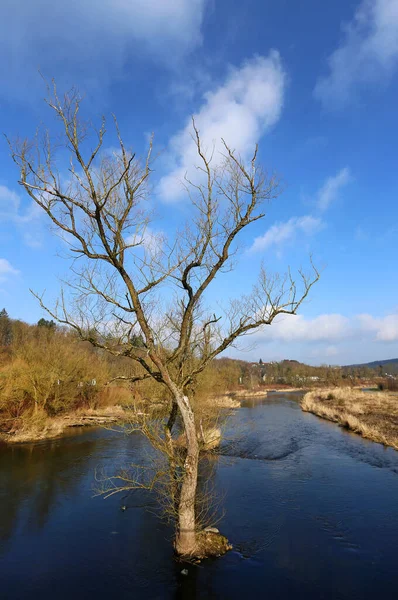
[0,432,116,552]
[173,563,199,600]
[167,455,221,600]
[0,417,227,598]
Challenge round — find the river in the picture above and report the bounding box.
[1,392,398,599]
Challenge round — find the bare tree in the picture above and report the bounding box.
[8,83,319,556]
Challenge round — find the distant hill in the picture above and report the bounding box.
[345,358,398,374]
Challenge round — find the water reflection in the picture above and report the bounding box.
[1,395,398,599]
[0,434,99,548]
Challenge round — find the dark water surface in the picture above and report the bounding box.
[1,392,398,599]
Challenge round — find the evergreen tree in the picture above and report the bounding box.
[37,318,56,330]
[0,308,12,346]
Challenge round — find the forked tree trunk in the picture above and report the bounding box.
[173,390,199,556]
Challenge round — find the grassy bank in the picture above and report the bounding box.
[0,406,135,444]
[301,388,398,450]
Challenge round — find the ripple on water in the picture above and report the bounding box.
[1,393,398,599]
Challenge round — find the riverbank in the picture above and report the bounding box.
[301,388,398,450]
[0,406,133,444]
[1,389,254,444]
[210,387,305,408]
[209,389,272,409]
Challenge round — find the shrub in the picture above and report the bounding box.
[0,327,110,431]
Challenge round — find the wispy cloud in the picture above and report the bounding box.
[0,0,208,97]
[249,166,352,254]
[158,52,286,203]
[249,215,324,254]
[0,258,19,282]
[314,0,398,109]
[23,233,44,249]
[125,227,165,258]
[316,167,352,212]
[0,184,44,248]
[0,184,39,224]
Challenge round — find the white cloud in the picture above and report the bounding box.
[315,0,398,108]
[0,0,207,96]
[248,215,324,254]
[229,311,398,365]
[0,259,19,282]
[261,314,350,343]
[357,313,398,341]
[316,168,352,212]
[253,312,398,345]
[158,52,286,202]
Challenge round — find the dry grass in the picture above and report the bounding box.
[0,405,135,444]
[208,394,241,409]
[301,388,398,450]
[194,530,232,559]
[232,389,268,398]
[175,427,222,451]
[1,408,66,443]
[200,427,222,450]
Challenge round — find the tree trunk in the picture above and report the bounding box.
[173,391,199,556]
[165,401,178,507]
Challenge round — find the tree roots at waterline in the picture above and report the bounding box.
[175,530,232,559]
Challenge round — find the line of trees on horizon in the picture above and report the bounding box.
[0,306,384,435]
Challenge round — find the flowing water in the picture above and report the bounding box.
[1,392,398,599]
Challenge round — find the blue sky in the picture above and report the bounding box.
[0,0,398,365]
